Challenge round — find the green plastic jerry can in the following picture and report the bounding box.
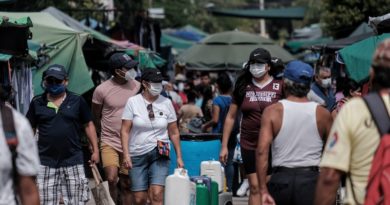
[211,180,219,205]
[196,183,210,205]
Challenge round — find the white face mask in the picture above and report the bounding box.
[125,69,137,81]
[321,78,332,88]
[148,82,163,96]
[249,63,267,78]
[178,82,184,92]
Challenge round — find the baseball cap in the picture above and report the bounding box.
[109,52,139,71]
[141,68,163,83]
[44,64,67,80]
[372,39,390,69]
[249,48,271,64]
[284,60,314,85]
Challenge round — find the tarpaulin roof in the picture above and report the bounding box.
[178,30,294,71]
[0,11,93,95]
[210,7,306,20]
[44,7,166,69]
[339,33,390,82]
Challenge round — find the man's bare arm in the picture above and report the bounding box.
[315,167,342,205]
[256,106,275,194]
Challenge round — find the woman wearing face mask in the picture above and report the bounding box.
[219,48,283,205]
[121,68,184,205]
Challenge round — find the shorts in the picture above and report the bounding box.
[100,143,128,175]
[37,164,89,205]
[129,148,170,192]
[241,147,272,175]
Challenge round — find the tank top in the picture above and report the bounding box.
[272,100,323,167]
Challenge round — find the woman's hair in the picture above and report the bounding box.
[232,63,252,106]
[187,90,197,103]
[342,79,361,97]
[283,78,311,97]
[216,72,232,94]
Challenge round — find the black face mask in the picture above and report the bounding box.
[0,84,11,101]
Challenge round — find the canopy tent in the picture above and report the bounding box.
[312,22,374,53]
[209,7,306,20]
[43,7,166,70]
[181,24,208,37]
[0,11,93,95]
[178,30,294,71]
[339,33,390,83]
[161,33,195,53]
[161,25,208,54]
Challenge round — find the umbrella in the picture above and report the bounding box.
[339,33,390,82]
[178,30,294,71]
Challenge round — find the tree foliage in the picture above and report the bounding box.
[321,0,390,38]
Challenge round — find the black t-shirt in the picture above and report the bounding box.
[26,91,92,168]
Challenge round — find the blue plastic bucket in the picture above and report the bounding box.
[170,133,221,177]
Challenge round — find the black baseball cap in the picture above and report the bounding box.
[44,64,67,80]
[249,48,271,64]
[109,52,139,71]
[141,68,163,83]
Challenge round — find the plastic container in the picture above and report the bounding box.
[165,168,196,205]
[190,176,212,192]
[201,160,224,192]
[170,133,221,176]
[211,181,219,205]
[196,183,210,205]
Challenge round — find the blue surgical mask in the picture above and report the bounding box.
[46,84,66,95]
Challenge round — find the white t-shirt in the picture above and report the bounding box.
[122,94,177,156]
[0,107,40,205]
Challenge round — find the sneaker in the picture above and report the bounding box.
[236,179,249,197]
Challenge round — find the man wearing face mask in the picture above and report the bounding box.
[307,66,336,111]
[26,64,99,204]
[121,68,184,205]
[91,52,140,204]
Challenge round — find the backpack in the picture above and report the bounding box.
[362,92,390,205]
[0,102,19,203]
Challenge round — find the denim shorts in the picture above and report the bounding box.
[129,147,170,191]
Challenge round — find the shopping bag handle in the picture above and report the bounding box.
[91,164,103,185]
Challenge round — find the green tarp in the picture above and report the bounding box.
[0,11,93,95]
[161,34,195,53]
[178,30,294,71]
[0,53,12,61]
[0,16,32,27]
[210,7,306,20]
[339,33,390,83]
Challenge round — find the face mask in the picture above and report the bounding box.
[148,82,163,96]
[320,78,332,88]
[125,69,137,81]
[177,82,184,92]
[46,84,66,95]
[249,63,267,78]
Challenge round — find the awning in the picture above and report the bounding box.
[210,7,306,20]
[0,53,12,61]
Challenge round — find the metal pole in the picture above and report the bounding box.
[259,0,267,37]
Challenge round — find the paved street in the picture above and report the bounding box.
[233,196,249,205]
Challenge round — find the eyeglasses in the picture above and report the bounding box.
[147,104,155,120]
[45,78,63,85]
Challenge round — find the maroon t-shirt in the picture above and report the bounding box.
[235,79,283,150]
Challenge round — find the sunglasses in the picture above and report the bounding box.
[45,78,63,85]
[147,104,155,120]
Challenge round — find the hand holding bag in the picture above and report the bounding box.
[91,164,116,205]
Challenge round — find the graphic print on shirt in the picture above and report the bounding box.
[246,91,277,102]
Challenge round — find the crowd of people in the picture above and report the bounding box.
[0,38,390,205]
